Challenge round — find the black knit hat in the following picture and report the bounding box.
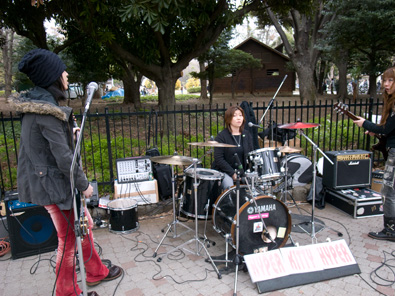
[18,48,66,88]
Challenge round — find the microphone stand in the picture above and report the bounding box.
[70,82,97,296]
[258,75,287,145]
[297,129,334,243]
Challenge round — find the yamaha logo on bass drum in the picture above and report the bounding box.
[247,202,277,215]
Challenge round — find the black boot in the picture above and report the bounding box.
[368,217,395,242]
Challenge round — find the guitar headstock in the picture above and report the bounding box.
[333,101,358,120]
[333,102,349,115]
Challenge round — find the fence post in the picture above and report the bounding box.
[104,108,114,182]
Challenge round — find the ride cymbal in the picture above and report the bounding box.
[188,141,237,147]
[150,155,197,166]
[278,122,320,129]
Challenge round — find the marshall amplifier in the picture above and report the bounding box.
[323,150,372,190]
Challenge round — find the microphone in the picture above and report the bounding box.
[84,82,98,113]
[248,122,263,129]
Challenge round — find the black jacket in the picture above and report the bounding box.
[8,87,89,210]
[212,128,254,177]
[363,109,395,148]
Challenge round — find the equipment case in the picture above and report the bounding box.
[325,188,383,218]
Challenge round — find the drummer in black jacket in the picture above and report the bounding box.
[212,106,254,190]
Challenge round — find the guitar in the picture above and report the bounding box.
[333,102,388,160]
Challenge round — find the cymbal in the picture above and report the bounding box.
[188,141,237,147]
[150,155,197,166]
[279,146,302,153]
[278,122,320,129]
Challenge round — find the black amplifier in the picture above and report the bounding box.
[325,188,383,218]
[323,150,372,190]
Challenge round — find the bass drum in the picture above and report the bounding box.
[212,185,291,254]
[280,153,313,187]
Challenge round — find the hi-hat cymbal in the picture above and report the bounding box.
[278,122,320,129]
[279,146,302,153]
[150,155,197,166]
[188,141,237,147]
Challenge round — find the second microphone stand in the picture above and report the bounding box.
[297,129,334,243]
[70,83,97,296]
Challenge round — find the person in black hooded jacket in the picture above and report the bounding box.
[9,49,122,296]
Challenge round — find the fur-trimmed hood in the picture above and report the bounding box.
[7,86,72,122]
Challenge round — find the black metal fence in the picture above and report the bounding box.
[0,98,383,195]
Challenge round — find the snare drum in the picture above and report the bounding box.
[180,168,224,219]
[247,148,282,181]
[107,198,139,234]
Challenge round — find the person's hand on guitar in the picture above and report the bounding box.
[353,116,365,128]
[82,183,94,198]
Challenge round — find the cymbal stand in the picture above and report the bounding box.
[297,129,334,243]
[155,159,221,279]
[184,148,216,247]
[153,164,193,258]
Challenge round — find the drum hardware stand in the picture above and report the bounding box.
[183,148,217,248]
[153,163,193,258]
[155,160,222,279]
[296,129,334,243]
[200,200,216,247]
[280,157,303,215]
[213,170,276,295]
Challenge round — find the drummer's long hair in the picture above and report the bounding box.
[225,106,245,133]
[380,67,395,125]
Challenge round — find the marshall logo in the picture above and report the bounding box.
[247,203,276,215]
[348,161,360,166]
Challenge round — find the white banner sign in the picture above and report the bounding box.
[244,240,356,283]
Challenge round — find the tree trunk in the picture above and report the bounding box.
[122,71,142,109]
[231,75,235,100]
[368,75,378,98]
[317,60,326,95]
[208,66,215,105]
[294,61,317,103]
[336,60,348,99]
[199,61,208,100]
[157,79,176,107]
[2,29,14,97]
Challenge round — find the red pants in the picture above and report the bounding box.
[45,205,109,296]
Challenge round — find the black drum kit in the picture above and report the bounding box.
[149,120,335,294]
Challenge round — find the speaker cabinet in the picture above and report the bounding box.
[323,150,372,190]
[5,191,58,259]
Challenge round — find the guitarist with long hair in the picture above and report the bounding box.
[353,66,395,242]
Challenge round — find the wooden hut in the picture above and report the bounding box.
[213,37,295,95]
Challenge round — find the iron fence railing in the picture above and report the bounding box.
[0,98,383,195]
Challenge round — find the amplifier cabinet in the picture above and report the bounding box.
[323,150,372,190]
[325,188,383,218]
[5,191,58,259]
